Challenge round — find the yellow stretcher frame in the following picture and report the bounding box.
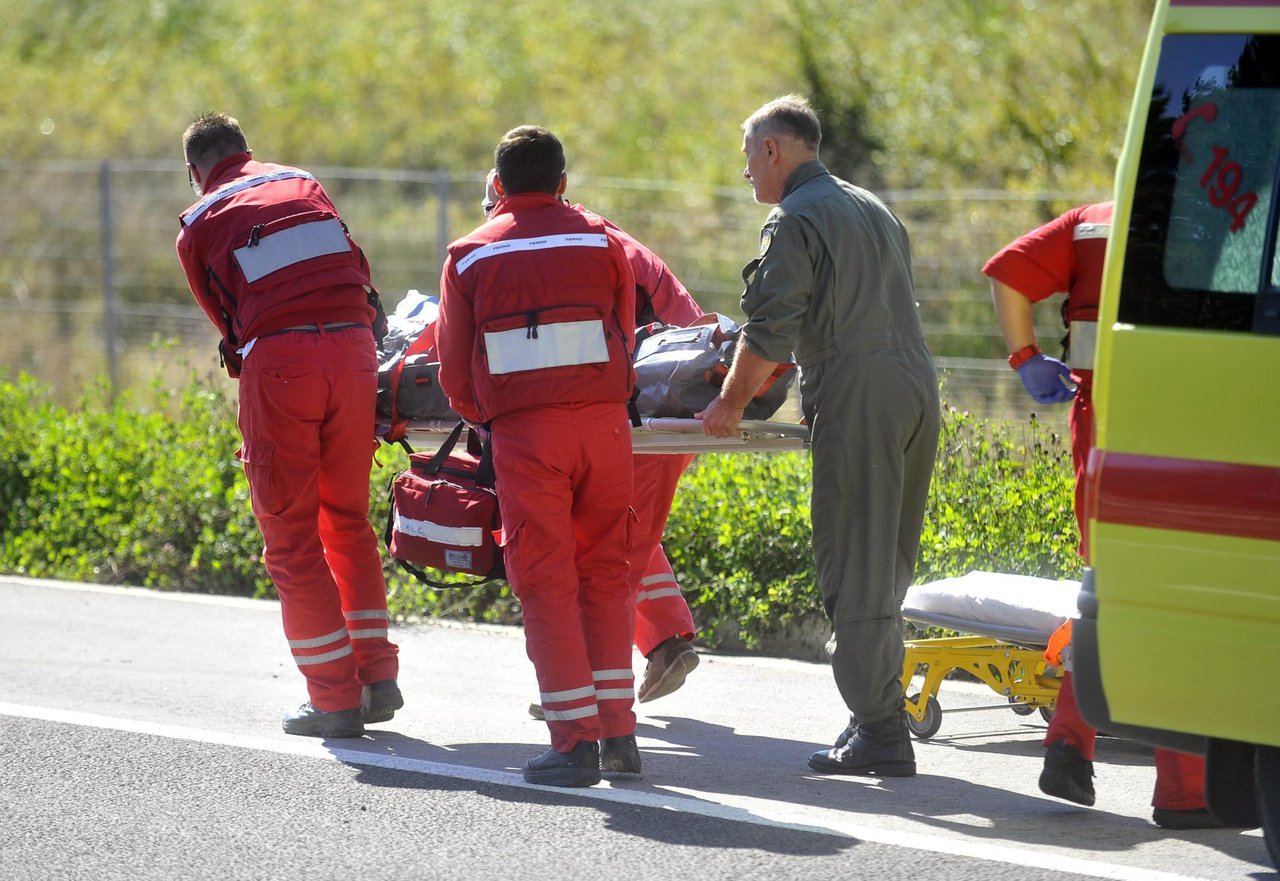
[899,610,1064,740]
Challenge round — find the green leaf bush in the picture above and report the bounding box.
[1,372,1080,658]
[0,370,267,595]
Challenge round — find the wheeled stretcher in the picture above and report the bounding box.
[898,571,1078,739]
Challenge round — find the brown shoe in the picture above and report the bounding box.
[638,636,699,703]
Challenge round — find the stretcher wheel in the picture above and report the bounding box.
[1039,706,1055,724]
[904,693,942,740]
[1009,697,1035,716]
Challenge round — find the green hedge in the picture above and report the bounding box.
[0,372,1080,655]
[0,371,267,595]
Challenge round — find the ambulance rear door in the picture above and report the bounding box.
[1075,2,1280,752]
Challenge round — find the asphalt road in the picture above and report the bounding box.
[0,576,1272,881]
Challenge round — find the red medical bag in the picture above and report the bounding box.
[384,421,504,587]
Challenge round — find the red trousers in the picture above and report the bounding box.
[1069,374,1096,560]
[629,453,697,656]
[492,402,636,753]
[237,325,398,711]
[1053,373,1206,810]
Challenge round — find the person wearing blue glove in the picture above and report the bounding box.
[983,204,1224,831]
[1011,345,1076,404]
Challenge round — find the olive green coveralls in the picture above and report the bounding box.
[740,160,940,724]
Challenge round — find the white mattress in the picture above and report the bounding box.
[902,571,1080,647]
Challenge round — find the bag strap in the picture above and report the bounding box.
[418,420,467,476]
[465,427,497,489]
[393,555,501,589]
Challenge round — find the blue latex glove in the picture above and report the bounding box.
[1016,354,1076,404]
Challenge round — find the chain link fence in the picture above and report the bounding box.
[0,159,1104,428]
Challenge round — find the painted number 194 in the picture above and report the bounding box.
[1198,145,1258,233]
[1172,103,1258,234]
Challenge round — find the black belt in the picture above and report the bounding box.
[264,321,365,337]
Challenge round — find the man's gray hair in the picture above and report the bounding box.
[743,94,821,151]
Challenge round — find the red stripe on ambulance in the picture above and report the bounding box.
[1090,451,1280,543]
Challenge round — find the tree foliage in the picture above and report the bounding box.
[4,0,1150,192]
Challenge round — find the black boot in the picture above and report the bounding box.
[523,740,602,787]
[361,680,404,724]
[281,703,365,738]
[601,734,642,774]
[808,712,915,777]
[1039,740,1095,806]
[833,714,860,749]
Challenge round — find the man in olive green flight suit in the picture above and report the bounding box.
[699,94,939,776]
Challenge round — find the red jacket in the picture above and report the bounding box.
[575,205,703,328]
[436,193,637,424]
[176,154,374,363]
[982,201,1113,370]
[982,201,1113,320]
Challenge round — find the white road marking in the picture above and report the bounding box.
[0,701,1211,881]
[12,576,276,610]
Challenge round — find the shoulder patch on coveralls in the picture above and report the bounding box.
[758,227,773,258]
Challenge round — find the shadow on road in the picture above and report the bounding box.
[318,717,1265,868]
[336,731,856,857]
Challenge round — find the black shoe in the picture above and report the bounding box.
[1039,740,1096,806]
[523,741,602,787]
[601,735,642,774]
[1152,807,1228,830]
[361,680,404,724]
[281,703,364,738]
[808,713,916,777]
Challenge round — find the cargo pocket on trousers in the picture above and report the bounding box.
[625,506,639,554]
[498,520,524,596]
[235,440,282,517]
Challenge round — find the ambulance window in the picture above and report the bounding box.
[1119,34,1280,334]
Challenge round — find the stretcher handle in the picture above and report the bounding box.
[638,417,810,440]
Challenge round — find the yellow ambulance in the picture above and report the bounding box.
[1072,0,1280,865]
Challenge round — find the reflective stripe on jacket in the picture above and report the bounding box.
[176,154,373,346]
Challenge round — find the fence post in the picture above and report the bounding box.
[436,173,450,279]
[98,160,120,399]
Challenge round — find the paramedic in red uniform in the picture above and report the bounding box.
[437,127,639,787]
[984,202,1218,830]
[175,112,401,738]
[482,172,703,708]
